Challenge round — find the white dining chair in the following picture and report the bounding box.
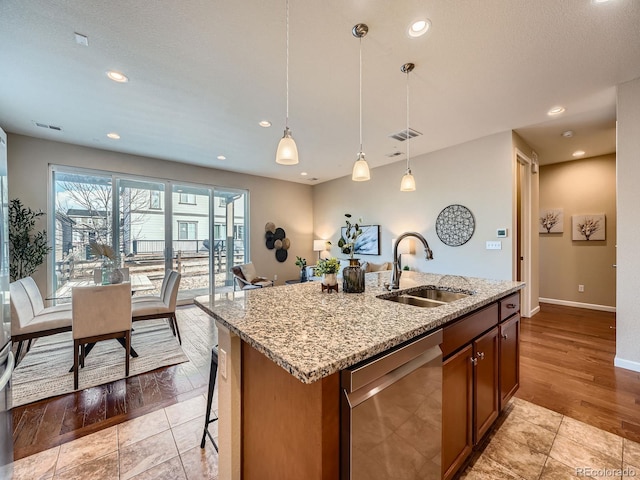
[131,270,182,344]
[71,283,132,390]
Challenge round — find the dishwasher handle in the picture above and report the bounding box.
[341,328,442,394]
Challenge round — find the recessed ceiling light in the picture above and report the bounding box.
[408,19,431,38]
[107,132,120,139]
[259,120,272,128]
[106,70,129,83]
[561,130,574,138]
[592,0,613,4]
[217,155,226,160]
[300,172,308,176]
[572,150,586,157]
[547,106,565,116]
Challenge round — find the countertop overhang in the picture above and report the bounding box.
[195,271,524,384]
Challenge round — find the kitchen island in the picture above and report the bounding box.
[195,271,523,480]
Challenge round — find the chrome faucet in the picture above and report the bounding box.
[389,232,434,289]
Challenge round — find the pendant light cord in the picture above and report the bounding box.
[406,69,410,171]
[359,36,363,154]
[285,0,290,129]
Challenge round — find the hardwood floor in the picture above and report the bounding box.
[13,302,640,463]
[11,305,217,461]
[517,302,640,443]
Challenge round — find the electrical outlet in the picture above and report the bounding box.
[219,348,228,380]
[274,274,278,281]
[486,241,502,250]
[578,284,584,293]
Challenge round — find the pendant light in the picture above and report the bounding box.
[351,23,370,182]
[275,0,299,165]
[400,62,416,191]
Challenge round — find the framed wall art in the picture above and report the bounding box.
[341,224,380,255]
[572,214,605,241]
[539,208,564,233]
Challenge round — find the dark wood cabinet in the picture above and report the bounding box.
[442,292,520,480]
[473,327,499,442]
[499,313,520,410]
[442,344,473,480]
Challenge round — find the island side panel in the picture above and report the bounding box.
[216,322,242,480]
[241,341,340,480]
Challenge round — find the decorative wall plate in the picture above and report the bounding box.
[435,204,475,246]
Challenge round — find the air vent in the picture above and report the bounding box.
[386,151,402,158]
[33,121,63,131]
[389,128,422,142]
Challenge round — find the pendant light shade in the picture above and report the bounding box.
[352,23,371,182]
[400,62,416,191]
[276,127,298,165]
[275,0,299,165]
[352,152,370,181]
[400,170,416,191]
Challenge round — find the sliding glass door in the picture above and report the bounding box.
[171,184,211,299]
[116,178,166,297]
[212,188,248,290]
[52,170,114,296]
[50,166,249,301]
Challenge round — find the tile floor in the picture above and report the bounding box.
[11,393,219,480]
[13,394,640,479]
[460,397,640,480]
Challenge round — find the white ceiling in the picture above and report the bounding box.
[0,1,638,184]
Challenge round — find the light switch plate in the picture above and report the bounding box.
[486,241,502,250]
[219,348,228,380]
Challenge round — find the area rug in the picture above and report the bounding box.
[12,319,189,407]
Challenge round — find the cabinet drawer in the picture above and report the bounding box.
[442,303,498,358]
[499,293,520,322]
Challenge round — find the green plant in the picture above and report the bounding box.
[295,256,307,270]
[337,213,363,259]
[9,198,52,281]
[315,257,340,275]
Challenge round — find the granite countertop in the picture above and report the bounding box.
[195,271,524,384]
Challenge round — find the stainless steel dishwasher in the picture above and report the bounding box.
[341,329,443,480]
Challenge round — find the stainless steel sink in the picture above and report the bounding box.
[378,286,471,308]
[408,287,470,302]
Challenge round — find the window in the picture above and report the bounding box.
[149,191,161,209]
[179,193,196,205]
[178,221,197,240]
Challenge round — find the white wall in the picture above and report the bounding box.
[616,77,640,370]
[6,134,315,290]
[313,131,515,280]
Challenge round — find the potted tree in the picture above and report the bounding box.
[9,198,51,282]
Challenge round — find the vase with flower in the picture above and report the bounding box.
[337,214,365,293]
[295,256,308,283]
[90,241,123,285]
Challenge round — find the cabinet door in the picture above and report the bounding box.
[442,344,473,480]
[499,314,520,410]
[473,327,499,444]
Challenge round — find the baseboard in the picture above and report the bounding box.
[614,356,640,373]
[525,306,541,318]
[538,297,616,313]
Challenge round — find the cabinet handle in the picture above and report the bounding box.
[502,334,508,339]
[470,357,478,366]
[476,351,485,360]
[506,303,516,309]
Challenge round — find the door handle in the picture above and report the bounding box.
[502,333,508,340]
[470,357,478,366]
[476,351,485,360]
